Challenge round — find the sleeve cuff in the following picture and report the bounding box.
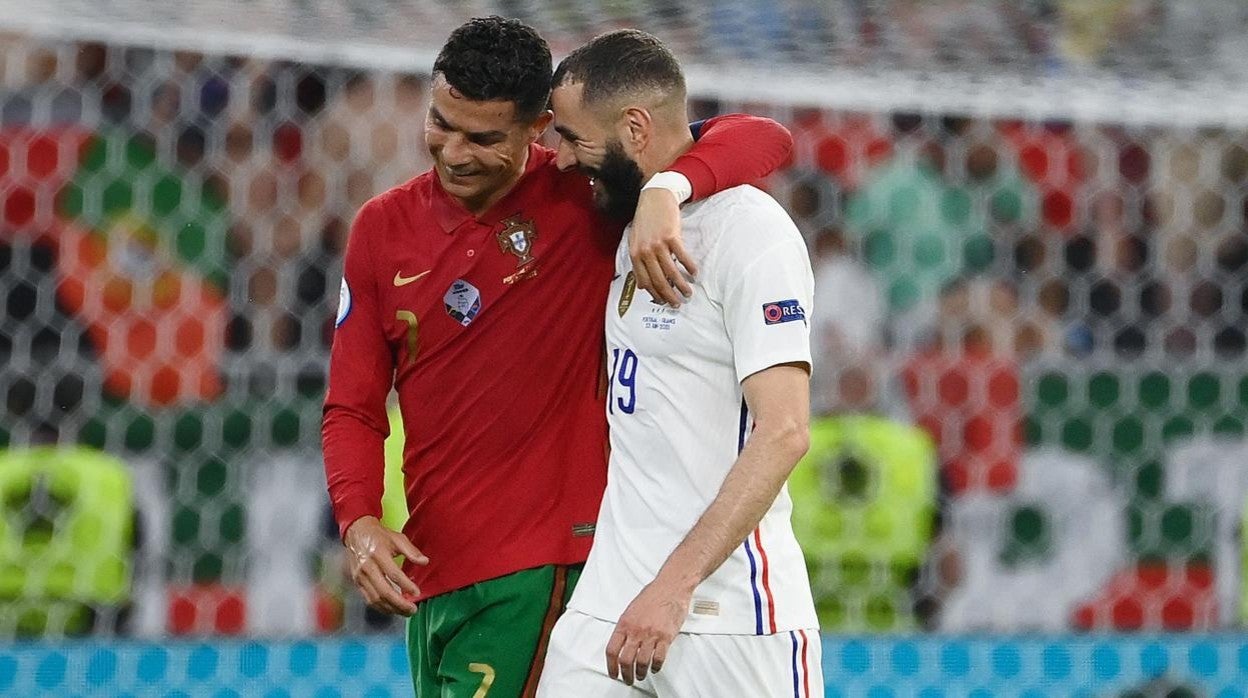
[335,497,384,541]
[666,154,716,202]
[642,171,693,204]
[736,350,813,385]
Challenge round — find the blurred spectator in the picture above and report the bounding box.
[0,38,102,125]
[1150,128,1248,358]
[845,114,1035,349]
[810,225,887,414]
[310,72,430,215]
[1055,0,1160,69]
[886,0,1021,70]
[1063,187,1169,358]
[706,0,833,63]
[902,277,1024,494]
[844,113,960,326]
[999,120,1089,233]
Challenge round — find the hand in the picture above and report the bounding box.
[343,516,427,616]
[630,188,698,307]
[605,578,691,685]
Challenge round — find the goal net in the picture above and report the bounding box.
[0,2,1246,692]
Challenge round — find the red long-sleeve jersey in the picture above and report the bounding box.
[322,115,793,601]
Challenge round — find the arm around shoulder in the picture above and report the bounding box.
[671,114,794,200]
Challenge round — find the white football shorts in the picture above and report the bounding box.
[538,610,823,698]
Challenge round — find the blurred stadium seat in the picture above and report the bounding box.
[790,414,937,632]
[940,448,1127,632]
[0,443,135,635]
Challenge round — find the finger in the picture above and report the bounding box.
[353,569,383,608]
[376,552,420,597]
[617,637,639,686]
[605,629,626,680]
[390,532,429,566]
[369,574,413,616]
[656,252,692,300]
[357,564,394,611]
[670,238,698,279]
[645,255,679,307]
[354,564,407,615]
[366,593,399,616]
[632,260,655,301]
[633,638,656,682]
[350,556,375,589]
[651,638,669,674]
[643,255,679,307]
[364,562,416,615]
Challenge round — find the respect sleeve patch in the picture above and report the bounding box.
[762,299,806,325]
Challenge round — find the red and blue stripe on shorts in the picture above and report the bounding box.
[739,402,815,697]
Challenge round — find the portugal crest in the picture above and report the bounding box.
[497,215,539,284]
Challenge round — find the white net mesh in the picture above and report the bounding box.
[0,3,1245,677]
[6,0,1248,124]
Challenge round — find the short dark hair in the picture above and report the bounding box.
[432,16,552,121]
[553,29,685,106]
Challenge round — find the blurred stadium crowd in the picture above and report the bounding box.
[0,0,1247,643]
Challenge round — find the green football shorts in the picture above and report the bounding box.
[406,563,582,698]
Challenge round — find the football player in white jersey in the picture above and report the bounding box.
[538,30,823,698]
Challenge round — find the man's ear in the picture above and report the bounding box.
[528,110,554,141]
[620,106,652,152]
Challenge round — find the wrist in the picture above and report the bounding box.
[641,171,693,204]
[654,565,700,596]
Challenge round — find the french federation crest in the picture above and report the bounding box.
[497,215,539,284]
[617,271,637,317]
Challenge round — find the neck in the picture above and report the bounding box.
[639,128,695,180]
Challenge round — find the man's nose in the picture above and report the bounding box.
[441,134,473,167]
[555,139,578,172]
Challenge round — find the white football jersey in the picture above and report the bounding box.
[568,185,819,635]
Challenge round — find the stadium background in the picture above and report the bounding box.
[1,0,1248,694]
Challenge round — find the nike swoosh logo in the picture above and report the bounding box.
[393,269,432,287]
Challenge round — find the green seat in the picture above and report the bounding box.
[1241,496,1248,625]
[789,414,937,631]
[381,405,410,531]
[0,445,134,635]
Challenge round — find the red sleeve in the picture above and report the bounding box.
[669,114,794,201]
[322,197,395,540]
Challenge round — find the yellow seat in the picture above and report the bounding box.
[0,445,134,635]
[789,415,937,631]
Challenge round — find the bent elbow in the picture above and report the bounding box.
[767,418,809,463]
[787,423,810,463]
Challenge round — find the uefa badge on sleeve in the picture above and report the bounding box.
[762,299,806,326]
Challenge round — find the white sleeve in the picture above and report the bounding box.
[712,208,815,384]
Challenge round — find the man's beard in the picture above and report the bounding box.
[584,141,644,222]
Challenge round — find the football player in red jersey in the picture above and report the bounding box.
[322,16,794,697]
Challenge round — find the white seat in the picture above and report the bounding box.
[940,448,1126,631]
[1164,436,1248,626]
[245,452,324,635]
[127,456,169,638]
